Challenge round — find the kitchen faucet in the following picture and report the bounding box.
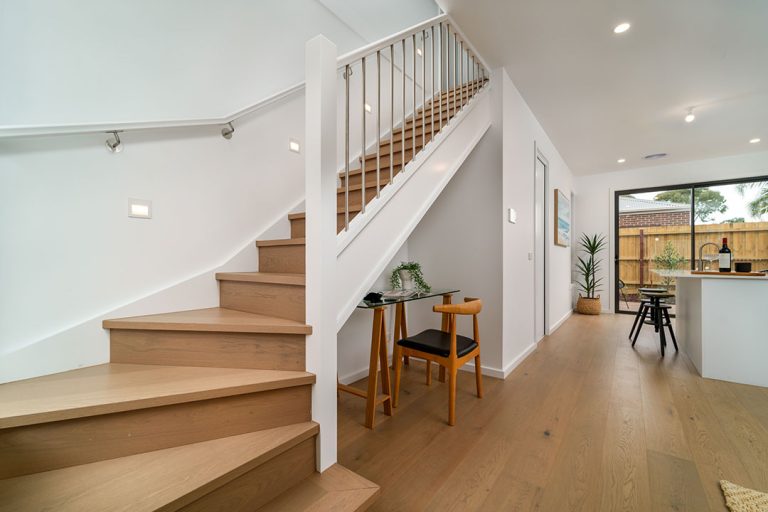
[698,242,720,271]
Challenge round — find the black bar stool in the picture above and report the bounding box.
[628,287,666,340]
[632,291,678,356]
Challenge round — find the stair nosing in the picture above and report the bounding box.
[256,237,306,247]
[103,307,311,335]
[216,272,305,286]
[0,363,316,429]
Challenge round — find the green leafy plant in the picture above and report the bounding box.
[390,261,431,292]
[653,241,686,286]
[575,233,606,299]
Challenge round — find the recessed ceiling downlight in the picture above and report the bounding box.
[613,22,631,34]
[617,158,626,163]
[750,138,761,144]
[643,153,668,160]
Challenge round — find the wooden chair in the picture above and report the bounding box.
[392,297,483,426]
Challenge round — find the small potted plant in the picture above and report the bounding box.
[390,261,431,292]
[575,233,606,315]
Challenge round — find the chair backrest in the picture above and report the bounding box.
[433,298,482,316]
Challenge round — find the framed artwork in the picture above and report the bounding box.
[554,189,570,247]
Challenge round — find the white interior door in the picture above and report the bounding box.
[534,153,547,342]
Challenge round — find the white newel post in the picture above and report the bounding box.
[304,35,338,472]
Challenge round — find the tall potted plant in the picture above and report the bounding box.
[575,233,606,315]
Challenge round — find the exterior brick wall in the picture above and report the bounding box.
[619,210,690,228]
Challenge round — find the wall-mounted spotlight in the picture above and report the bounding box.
[221,122,235,140]
[105,131,122,153]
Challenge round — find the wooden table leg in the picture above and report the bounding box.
[438,294,453,383]
[364,307,385,429]
[401,303,410,366]
[378,310,393,416]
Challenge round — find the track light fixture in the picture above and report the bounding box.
[221,122,235,140]
[105,131,122,153]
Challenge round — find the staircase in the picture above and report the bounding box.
[0,220,378,511]
[0,15,490,510]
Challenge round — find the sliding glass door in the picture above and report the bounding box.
[615,176,768,314]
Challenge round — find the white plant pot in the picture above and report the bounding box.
[398,270,415,290]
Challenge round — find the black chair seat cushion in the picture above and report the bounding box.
[397,329,478,358]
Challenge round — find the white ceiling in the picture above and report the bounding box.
[439,0,768,175]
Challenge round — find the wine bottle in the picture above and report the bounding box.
[719,237,732,272]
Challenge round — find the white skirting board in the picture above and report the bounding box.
[549,309,573,333]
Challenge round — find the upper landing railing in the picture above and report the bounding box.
[336,15,489,231]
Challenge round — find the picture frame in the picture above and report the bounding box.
[554,189,570,247]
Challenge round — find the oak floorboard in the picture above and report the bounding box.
[338,314,768,512]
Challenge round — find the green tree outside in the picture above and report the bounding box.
[654,188,727,222]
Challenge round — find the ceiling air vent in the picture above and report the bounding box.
[643,153,668,160]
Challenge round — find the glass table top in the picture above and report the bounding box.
[357,289,460,308]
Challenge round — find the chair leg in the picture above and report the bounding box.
[632,306,649,347]
[474,355,483,398]
[438,365,446,383]
[448,367,458,426]
[393,345,402,408]
[657,309,666,357]
[664,308,678,352]
[629,304,645,340]
[425,360,432,386]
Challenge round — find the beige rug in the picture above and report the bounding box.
[721,480,768,512]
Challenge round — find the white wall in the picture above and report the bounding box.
[501,68,574,375]
[0,95,305,382]
[574,150,768,312]
[404,114,503,374]
[0,0,438,127]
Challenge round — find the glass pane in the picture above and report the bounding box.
[693,181,768,273]
[617,190,692,313]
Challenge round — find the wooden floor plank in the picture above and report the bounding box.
[339,314,768,511]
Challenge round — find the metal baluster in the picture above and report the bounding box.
[454,31,458,119]
[376,50,381,197]
[439,23,444,131]
[344,64,350,231]
[390,44,394,185]
[412,33,416,163]
[472,55,476,98]
[431,25,435,140]
[421,30,426,150]
[459,40,463,111]
[446,25,451,124]
[401,39,405,176]
[361,57,366,214]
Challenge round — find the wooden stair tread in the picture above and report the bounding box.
[103,307,311,334]
[0,363,315,428]
[216,272,305,286]
[256,237,305,247]
[0,422,319,512]
[288,205,362,220]
[257,464,379,512]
